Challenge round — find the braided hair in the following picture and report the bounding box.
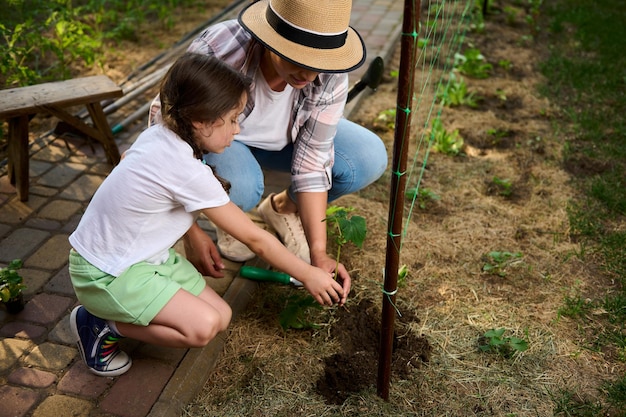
[159,52,251,191]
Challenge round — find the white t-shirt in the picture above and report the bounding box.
[69,124,230,277]
[236,67,296,151]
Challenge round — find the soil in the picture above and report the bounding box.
[316,299,432,404]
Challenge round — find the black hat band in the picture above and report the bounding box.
[266,6,348,50]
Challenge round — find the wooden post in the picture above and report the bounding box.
[377,0,420,401]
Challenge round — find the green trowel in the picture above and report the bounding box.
[239,266,303,287]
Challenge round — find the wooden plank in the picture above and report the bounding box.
[0,75,123,119]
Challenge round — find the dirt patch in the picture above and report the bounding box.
[316,299,431,404]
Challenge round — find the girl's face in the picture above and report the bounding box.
[264,51,320,91]
[193,94,246,154]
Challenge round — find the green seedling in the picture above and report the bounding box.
[280,206,366,330]
[490,176,514,197]
[482,251,523,277]
[430,117,464,156]
[556,294,593,320]
[374,108,396,130]
[479,328,529,358]
[503,6,520,25]
[279,293,322,330]
[498,59,513,71]
[325,206,367,274]
[454,48,493,79]
[406,187,441,209]
[469,0,489,33]
[397,264,409,288]
[437,73,479,108]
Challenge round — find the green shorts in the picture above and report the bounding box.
[69,248,206,326]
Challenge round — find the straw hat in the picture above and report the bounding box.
[238,0,366,73]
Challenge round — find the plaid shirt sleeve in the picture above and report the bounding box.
[290,73,349,193]
[186,20,250,69]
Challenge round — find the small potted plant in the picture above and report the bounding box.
[1,259,27,314]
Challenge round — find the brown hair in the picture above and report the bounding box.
[160,52,251,160]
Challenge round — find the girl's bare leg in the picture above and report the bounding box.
[116,286,231,348]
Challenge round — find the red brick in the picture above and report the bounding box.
[0,321,46,340]
[17,293,73,325]
[100,359,175,417]
[57,362,112,398]
[0,385,41,417]
[8,367,57,388]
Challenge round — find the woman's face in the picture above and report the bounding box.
[265,51,320,90]
[194,94,246,154]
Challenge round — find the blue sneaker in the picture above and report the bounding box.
[70,305,132,377]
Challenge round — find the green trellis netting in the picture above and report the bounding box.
[378,0,477,400]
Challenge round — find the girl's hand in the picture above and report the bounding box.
[184,223,225,278]
[301,265,345,307]
[310,253,352,306]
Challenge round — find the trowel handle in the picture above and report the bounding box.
[239,266,291,285]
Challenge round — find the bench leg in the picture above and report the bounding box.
[42,104,121,166]
[86,102,121,165]
[7,115,30,202]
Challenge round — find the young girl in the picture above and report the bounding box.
[68,53,346,377]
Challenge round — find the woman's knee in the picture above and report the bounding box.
[335,120,388,178]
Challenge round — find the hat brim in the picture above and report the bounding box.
[238,1,366,73]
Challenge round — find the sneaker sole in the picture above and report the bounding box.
[69,306,132,377]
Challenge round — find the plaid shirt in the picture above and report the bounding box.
[151,20,351,193]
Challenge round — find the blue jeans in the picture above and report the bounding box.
[203,119,388,212]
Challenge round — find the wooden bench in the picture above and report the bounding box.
[0,75,123,201]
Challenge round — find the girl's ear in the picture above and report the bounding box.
[191,120,205,131]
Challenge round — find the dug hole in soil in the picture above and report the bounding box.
[316,299,432,404]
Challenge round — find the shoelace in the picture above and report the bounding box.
[91,327,121,364]
[281,214,306,249]
[98,334,121,364]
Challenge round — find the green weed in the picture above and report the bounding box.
[550,389,604,416]
[374,108,397,130]
[490,176,514,197]
[454,48,493,79]
[498,59,513,71]
[481,251,523,277]
[503,6,520,25]
[429,117,464,156]
[557,294,593,319]
[0,259,26,303]
[405,187,441,210]
[397,264,409,288]
[436,73,479,108]
[279,293,322,330]
[479,328,529,358]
